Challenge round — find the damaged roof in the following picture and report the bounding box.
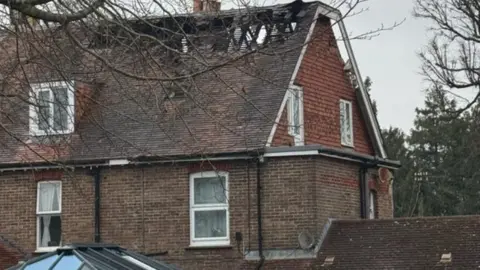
[0,1,322,164]
[318,216,480,269]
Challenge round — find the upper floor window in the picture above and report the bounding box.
[37,181,62,251]
[287,86,303,146]
[29,81,75,136]
[339,99,353,147]
[190,171,229,247]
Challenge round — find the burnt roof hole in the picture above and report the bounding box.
[181,37,188,53]
[286,22,297,33]
[228,27,242,52]
[256,25,267,44]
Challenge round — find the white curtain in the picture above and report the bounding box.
[41,216,52,247]
[39,183,58,212]
[39,183,58,247]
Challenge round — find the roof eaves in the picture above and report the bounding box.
[264,144,400,168]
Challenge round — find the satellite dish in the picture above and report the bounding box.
[378,167,393,183]
[298,232,314,250]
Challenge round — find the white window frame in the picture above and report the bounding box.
[36,181,62,252]
[339,99,354,147]
[287,85,304,146]
[189,171,230,247]
[29,81,75,136]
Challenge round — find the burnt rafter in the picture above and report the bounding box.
[227,9,299,51]
[90,1,306,53]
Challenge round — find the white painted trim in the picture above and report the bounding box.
[35,247,58,253]
[317,152,362,164]
[266,5,322,147]
[263,150,318,158]
[29,81,75,136]
[317,3,341,21]
[189,171,230,247]
[337,20,387,158]
[108,159,129,166]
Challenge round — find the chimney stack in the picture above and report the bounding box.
[193,0,221,12]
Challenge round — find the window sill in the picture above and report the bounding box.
[341,143,354,148]
[35,247,59,253]
[185,245,233,251]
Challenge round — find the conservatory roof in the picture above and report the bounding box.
[8,244,180,270]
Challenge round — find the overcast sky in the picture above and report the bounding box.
[340,0,429,133]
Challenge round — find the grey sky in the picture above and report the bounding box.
[343,0,429,133]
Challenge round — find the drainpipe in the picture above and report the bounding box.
[359,166,367,219]
[93,168,101,243]
[255,156,265,270]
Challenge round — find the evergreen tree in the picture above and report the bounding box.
[382,127,415,217]
[408,87,471,216]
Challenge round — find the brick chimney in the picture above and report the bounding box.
[193,0,221,12]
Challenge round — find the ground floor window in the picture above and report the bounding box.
[37,181,62,250]
[190,171,229,246]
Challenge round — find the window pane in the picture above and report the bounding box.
[37,90,51,132]
[52,87,69,131]
[194,176,226,204]
[24,255,59,270]
[369,192,376,219]
[39,215,61,247]
[38,183,60,212]
[52,255,82,270]
[293,92,300,134]
[194,210,227,238]
[345,103,352,142]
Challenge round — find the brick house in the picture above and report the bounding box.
[0,0,399,269]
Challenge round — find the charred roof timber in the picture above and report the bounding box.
[90,0,309,52]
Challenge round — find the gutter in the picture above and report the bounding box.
[359,166,367,218]
[0,150,262,172]
[264,145,400,169]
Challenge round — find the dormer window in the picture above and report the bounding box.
[29,81,75,136]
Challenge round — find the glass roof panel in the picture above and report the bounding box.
[52,254,82,269]
[24,255,59,270]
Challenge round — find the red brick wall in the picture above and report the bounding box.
[272,18,375,156]
[0,245,20,270]
[0,156,392,269]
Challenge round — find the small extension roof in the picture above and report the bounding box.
[318,216,480,269]
[7,244,180,270]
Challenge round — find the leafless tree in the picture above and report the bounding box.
[415,0,480,114]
